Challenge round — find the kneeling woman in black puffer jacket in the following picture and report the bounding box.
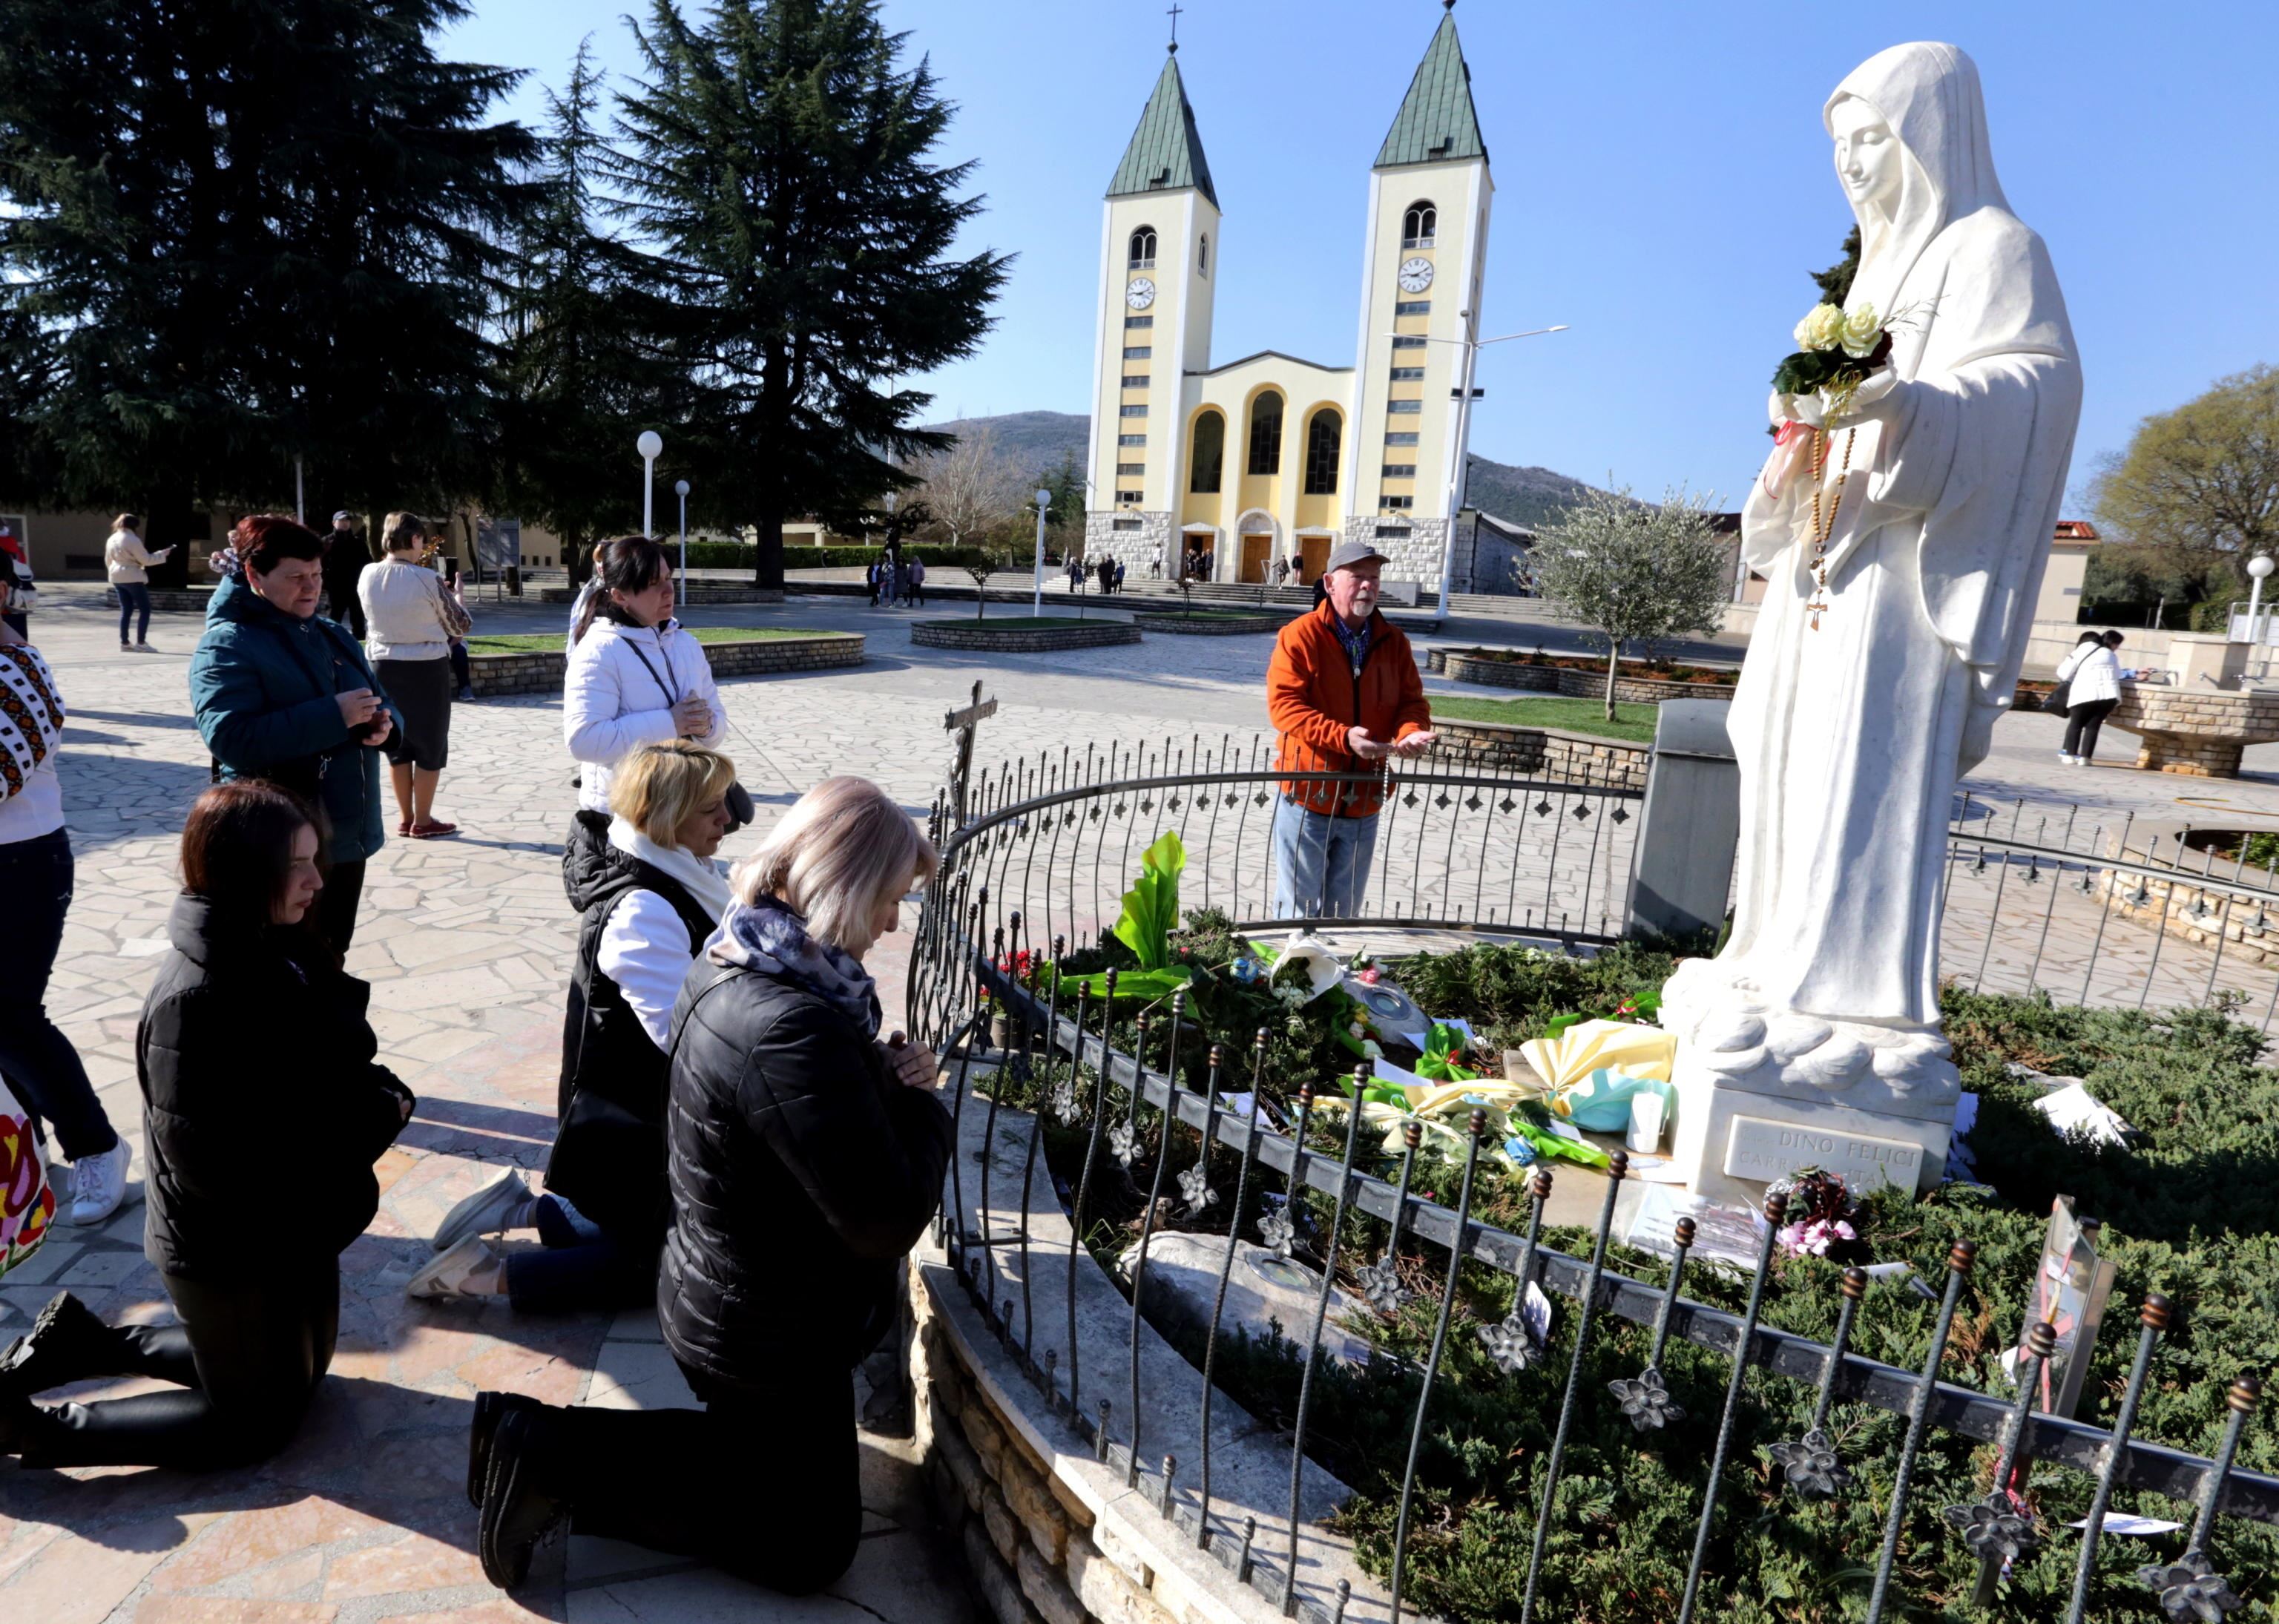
[0,781,414,1467]
[473,775,950,1594]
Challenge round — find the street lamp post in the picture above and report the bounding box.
[637,430,663,537]
[1033,488,1051,616]
[1387,322,1568,619]
[2249,553,2275,646]
[675,479,691,598]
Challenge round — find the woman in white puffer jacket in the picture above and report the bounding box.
[561,536,726,903]
[2053,630,2130,765]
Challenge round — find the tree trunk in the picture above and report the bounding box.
[753,501,784,590]
[1605,640,1621,721]
[143,485,197,591]
[564,524,591,588]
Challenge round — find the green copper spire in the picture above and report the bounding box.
[1107,52,1218,208]
[1375,10,1487,169]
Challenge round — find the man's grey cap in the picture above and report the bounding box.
[332,510,354,526]
[1326,539,1388,573]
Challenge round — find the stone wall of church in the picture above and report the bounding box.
[1083,510,1174,578]
[1341,514,1446,588]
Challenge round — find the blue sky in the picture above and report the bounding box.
[445,1,2279,510]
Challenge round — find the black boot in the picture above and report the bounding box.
[0,1392,40,1457]
[467,1390,544,1508]
[0,1292,123,1399]
[478,1409,570,1591]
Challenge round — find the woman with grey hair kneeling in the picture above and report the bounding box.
[470,775,951,1594]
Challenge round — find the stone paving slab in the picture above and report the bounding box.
[13,582,2279,1623]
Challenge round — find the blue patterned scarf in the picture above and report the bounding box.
[706,894,881,1038]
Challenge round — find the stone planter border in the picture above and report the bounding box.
[1430,647,1737,706]
[1430,717,1651,789]
[912,620,1142,654]
[2099,822,2279,969]
[2105,685,2279,778]
[461,631,863,697]
[1130,611,1282,637]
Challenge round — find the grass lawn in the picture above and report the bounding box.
[1427,693,1660,743]
[461,627,831,654]
[1141,607,1280,620]
[928,616,1102,630]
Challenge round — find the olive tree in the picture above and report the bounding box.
[1531,484,1731,717]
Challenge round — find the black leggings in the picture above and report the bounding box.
[21,1263,339,1469]
[2064,698,2119,760]
[524,1359,859,1595]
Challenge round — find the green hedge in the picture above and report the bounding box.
[677,539,993,571]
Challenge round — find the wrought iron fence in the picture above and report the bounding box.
[906,734,2279,1624]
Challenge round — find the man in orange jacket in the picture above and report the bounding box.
[1266,540,1436,918]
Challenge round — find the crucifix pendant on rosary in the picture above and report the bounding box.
[1806,574,1830,630]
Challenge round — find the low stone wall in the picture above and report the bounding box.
[912,621,1142,653]
[462,631,863,697]
[2099,824,2279,969]
[2106,686,2279,777]
[1430,718,1651,789]
[1430,648,1737,706]
[101,585,213,614]
[535,583,784,605]
[1130,612,1280,637]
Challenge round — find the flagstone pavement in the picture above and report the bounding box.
[10,582,2279,1623]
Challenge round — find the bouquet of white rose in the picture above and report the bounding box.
[1770,300,1896,427]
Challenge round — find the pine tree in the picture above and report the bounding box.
[501,41,686,586]
[611,0,1010,586]
[1811,225,1862,307]
[0,0,536,581]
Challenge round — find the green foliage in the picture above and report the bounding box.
[2090,365,2279,594]
[608,0,1010,585]
[1530,484,1732,719]
[1112,831,1187,970]
[1810,224,1862,307]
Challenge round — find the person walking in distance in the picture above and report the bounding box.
[104,515,173,652]
[469,776,949,1594]
[907,553,925,607]
[1266,540,1436,918]
[0,783,415,1467]
[2056,629,2132,766]
[0,571,133,1226]
[412,741,735,1308]
[319,512,371,640]
[191,515,400,956]
[358,513,469,839]
[562,536,726,909]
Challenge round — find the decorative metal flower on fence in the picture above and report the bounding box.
[1607,1367,1684,1432]
[1108,1116,1140,1168]
[1354,1255,1407,1315]
[1177,1161,1217,1217]
[1257,1204,1295,1258]
[1047,1074,1080,1126]
[1768,1429,1851,1499]
[1943,1493,2039,1565]
[1478,1306,1544,1374]
[2137,1554,2243,1622]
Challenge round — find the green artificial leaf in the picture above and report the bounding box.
[1111,829,1187,970]
[1051,964,1191,1003]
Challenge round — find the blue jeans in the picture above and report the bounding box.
[504,1193,657,1314]
[116,583,151,644]
[1270,797,1379,920]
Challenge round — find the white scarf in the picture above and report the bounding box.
[608,815,734,924]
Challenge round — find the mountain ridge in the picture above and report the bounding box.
[921,410,1605,530]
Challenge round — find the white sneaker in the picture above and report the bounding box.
[430,1168,531,1254]
[66,1141,131,1226]
[407,1236,501,1300]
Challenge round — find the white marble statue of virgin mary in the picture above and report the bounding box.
[1664,43,2081,1079]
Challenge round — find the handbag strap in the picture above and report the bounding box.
[620,631,682,709]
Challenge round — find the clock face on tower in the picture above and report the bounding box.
[1125,277,1157,311]
[1397,257,1435,294]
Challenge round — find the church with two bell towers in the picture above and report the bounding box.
[1084,4,1493,591]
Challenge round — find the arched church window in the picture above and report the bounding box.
[1199,234,1208,275]
[1189,412,1224,493]
[1246,392,1284,478]
[1303,410,1342,496]
[1129,226,1157,268]
[1402,202,1436,248]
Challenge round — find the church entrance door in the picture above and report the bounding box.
[1239,533,1271,584]
[1300,533,1331,582]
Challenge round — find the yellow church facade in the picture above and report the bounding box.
[1083,10,1493,592]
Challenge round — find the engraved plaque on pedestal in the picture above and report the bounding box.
[1722,1114,1926,1191]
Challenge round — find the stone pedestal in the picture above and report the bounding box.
[1660,960,1959,1208]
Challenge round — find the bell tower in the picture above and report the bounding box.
[1345,4,1493,585]
[1085,43,1220,573]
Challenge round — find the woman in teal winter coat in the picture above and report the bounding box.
[191,515,399,953]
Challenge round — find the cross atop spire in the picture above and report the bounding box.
[1166,2,1183,53]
